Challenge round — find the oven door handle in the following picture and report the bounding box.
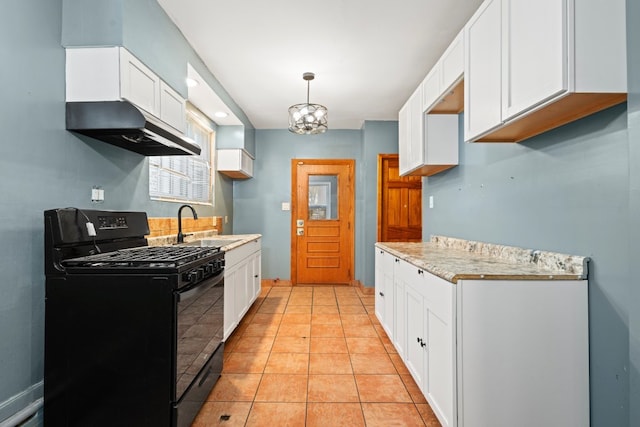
[177,269,224,303]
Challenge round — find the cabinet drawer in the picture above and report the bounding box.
[422,271,453,322]
[225,238,261,267]
[380,249,396,273]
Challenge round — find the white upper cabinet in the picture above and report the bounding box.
[465,0,627,143]
[66,47,186,132]
[217,148,254,179]
[423,30,465,114]
[399,29,462,177]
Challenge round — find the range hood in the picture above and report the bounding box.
[66,101,201,156]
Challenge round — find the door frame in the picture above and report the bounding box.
[290,158,355,285]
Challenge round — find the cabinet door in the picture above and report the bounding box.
[240,151,254,177]
[234,260,250,322]
[392,261,408,359]
[374,249,386,323]
[502,0,567,120]
[223,267,238,340]
[249,250,262,304]
[464,0,502,141]
[423,273,455,427]
[424,114,459,166]
[119,49,160,116]
[408,87,424,171]
[404,283,426,389]
[440,30,464,93]
[398,101,411,175]
[382,262,395,339]
[375,249,395,338]
[159,81,186,132]
[422,66,442,112]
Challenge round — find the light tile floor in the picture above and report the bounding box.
[193,285,442,427]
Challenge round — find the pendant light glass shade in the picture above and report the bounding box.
[288,72,328,134]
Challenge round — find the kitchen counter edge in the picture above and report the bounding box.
[147,231,261,250]
[376,236,589,284]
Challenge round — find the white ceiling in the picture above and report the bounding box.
[158,0,483,130]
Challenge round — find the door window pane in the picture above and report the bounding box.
[308,175,338,220]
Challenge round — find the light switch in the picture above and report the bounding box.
[281,202,290,211]
[429,195,434,209]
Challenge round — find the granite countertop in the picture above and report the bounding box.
[201,234,261,251]
[147,231,261,250]
[376,235,589,284]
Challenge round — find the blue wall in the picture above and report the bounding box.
[627,0,640,425]
[0,0,250,422]
[232,123,397,285]
[2,0,639,426]
[233,129,362,280]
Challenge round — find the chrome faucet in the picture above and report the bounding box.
[177,204,198,243]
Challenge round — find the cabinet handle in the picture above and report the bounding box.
[395,259,399,263]
[418,269,423,275]
[379,292,385,297]
[421,341,427,349]
[254,274,259,278]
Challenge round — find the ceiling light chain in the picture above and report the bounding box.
[288,72,328,135]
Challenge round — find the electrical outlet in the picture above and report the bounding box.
[91,186,104,203]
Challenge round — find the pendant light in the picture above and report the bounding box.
[288,72,328,134]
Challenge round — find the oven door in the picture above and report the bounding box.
[174,268,224,425]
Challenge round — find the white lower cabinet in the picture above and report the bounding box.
[374,246,589,427]
[223,238,262,340]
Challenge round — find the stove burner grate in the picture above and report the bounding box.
[62,246,221,268]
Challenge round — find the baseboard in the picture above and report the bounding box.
[262,278,292,287]
[356,281,375,295]
[0,382,43,426]
[262,278,374,291]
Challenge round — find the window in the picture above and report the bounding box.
[149,107,215,205]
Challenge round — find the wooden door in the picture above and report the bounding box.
[291,159,355,285]
[377,154,422,242]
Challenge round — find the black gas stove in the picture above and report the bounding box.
[44,208,225,427]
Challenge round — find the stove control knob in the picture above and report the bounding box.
[183,270,198,284]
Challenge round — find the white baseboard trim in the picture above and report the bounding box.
[0,382,43,427]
